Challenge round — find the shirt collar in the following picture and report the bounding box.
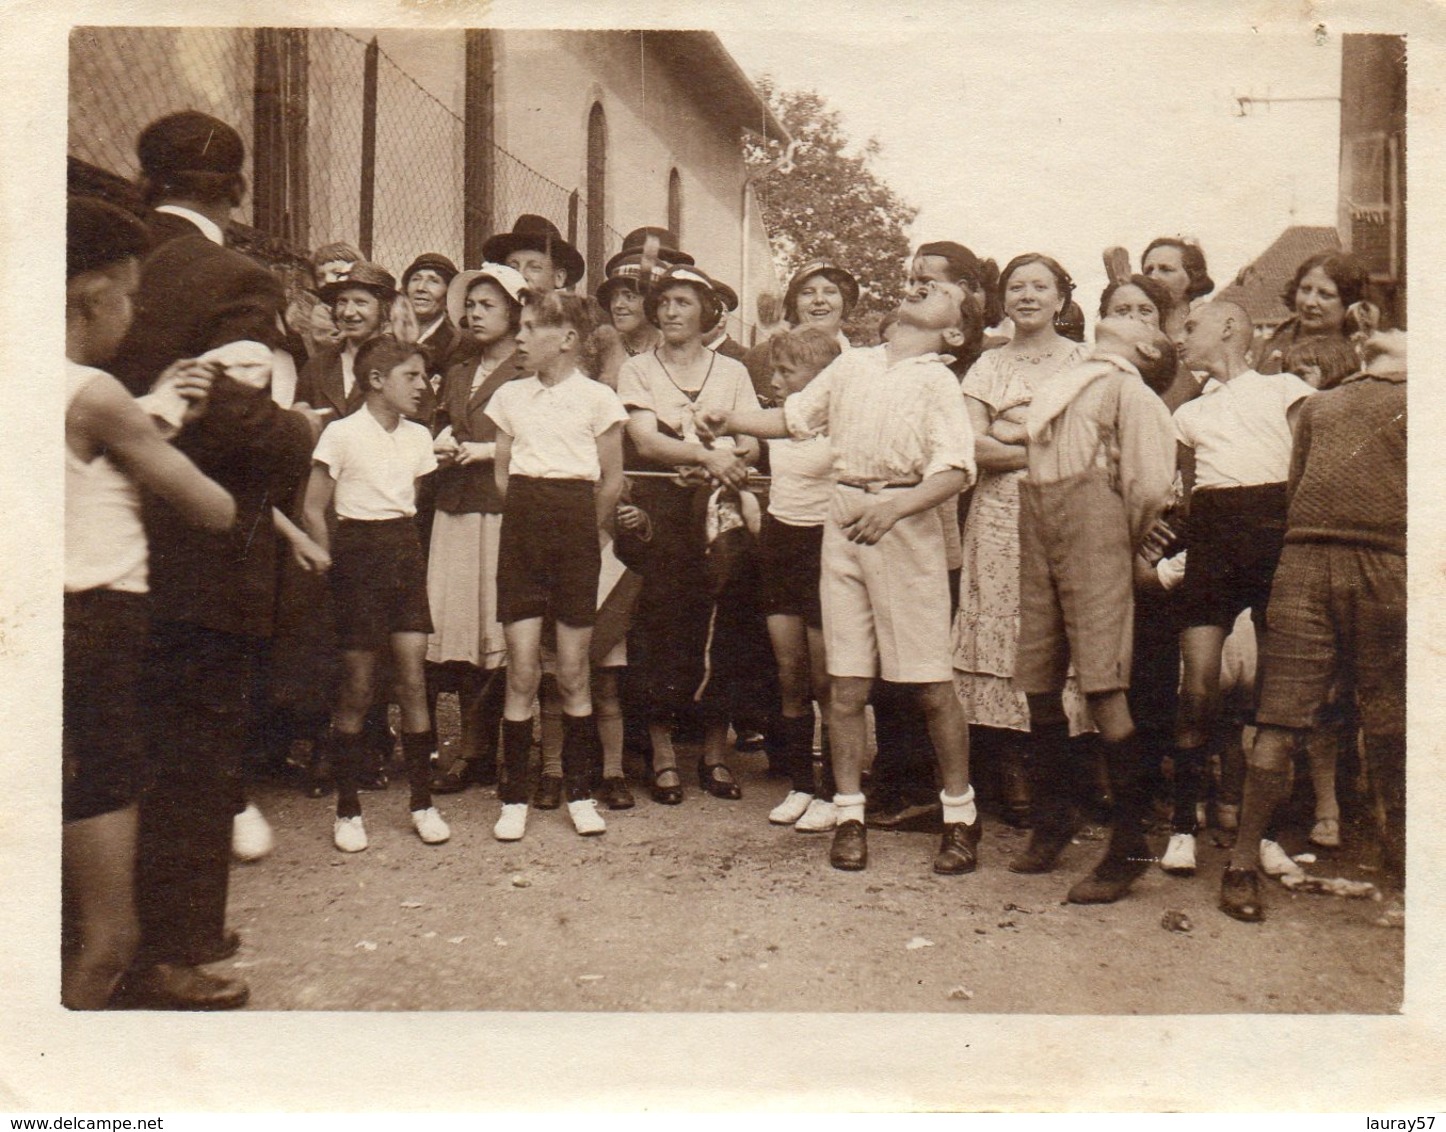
[529,368,586,394]
[417,315,446,343]
[155,204,224,246]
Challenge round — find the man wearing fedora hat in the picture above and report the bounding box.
[108,110,322,1010]
[482,214,586,296]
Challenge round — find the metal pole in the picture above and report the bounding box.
[359,36,379,259]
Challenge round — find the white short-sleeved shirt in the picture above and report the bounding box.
[616,350,760,445]
[1173,369,1313,488]
[767,433,834,525]
[783,345,976,487]
[312,406,438,520]
[485,370,629,482]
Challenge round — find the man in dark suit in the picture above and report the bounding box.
[110,111,322,1010]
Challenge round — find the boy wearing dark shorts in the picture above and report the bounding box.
[302,335,448,852]
[1170,301,1314,875]
[1012,316,1177,903]
[487,291,628,841]
[1219,332,1406,922]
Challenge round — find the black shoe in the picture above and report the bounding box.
[532,774,563,810]
[830,820,868,871]
[698,760,742,800]
[183,930,241,967]
[431,756,496,794]
[734,730,767,753]
[1219,866,1265,923]
[650,766,684,806]
[113,963,249,1011]
[866,798,942,832]
[1008,824,1077,874]
[1066,855,1150,904]
[933,819,981,875]
[597,776,635,810]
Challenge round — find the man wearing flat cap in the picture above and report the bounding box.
[109,110,322,1011]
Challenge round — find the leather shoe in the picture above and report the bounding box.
[865,798,942,833]
[431,756,497,794]
[1219,866,1265,923]
[183,929,241,967]
[597,776,635,810]
[698,760,742,800]
[1066,856,1150,904]
[113,963,249,1011]
[1008,824,1076,874]
[933,819,981,875]
[650,766,683,805]
[829,819,868,871]
[532,774,563,809]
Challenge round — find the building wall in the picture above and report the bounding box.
[493,29,780,339]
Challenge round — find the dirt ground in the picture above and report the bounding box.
[224,710,1404,1014]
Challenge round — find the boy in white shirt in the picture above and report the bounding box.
[302,335,448,852]
[486,291,628,840]
[700,279,980,876]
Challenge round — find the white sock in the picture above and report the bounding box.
[940,787,977,825]
[833,792,866,824]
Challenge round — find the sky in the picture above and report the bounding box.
[719,19,1344,325]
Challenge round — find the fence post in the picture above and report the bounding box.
[284,28,310,251]
[252,28,284,239]
[359,35,379,259]
[463,29,494,264]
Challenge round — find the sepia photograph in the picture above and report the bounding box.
[3,0,1444,1114]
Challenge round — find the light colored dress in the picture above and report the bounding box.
[952,341,1093,733]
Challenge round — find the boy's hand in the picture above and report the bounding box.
[291,534,332,574]
[695,409,732,443]
[616,503,647,532]
[1137,516,1177,565]
[841,496,902,545]
[155,358,219,424]
[454,441,493,466]
[700,446,750,489]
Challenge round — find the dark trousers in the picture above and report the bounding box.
[134,620,259,966]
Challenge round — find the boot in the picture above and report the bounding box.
[1067,732,1151,903]
[1010,721,1076,874]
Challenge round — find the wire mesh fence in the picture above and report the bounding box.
[70,26,624,283]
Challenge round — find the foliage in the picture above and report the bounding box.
[745,77,918,343]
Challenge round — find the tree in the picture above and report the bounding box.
[745,78,918,342]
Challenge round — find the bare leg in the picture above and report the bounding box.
[828,675,875,797]
[62,806,141,1010]
[917,680,970,796]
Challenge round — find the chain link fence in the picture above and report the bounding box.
[71,27,623,282]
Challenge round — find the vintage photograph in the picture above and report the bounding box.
[6,0,1441,1113]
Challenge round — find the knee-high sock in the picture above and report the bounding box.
[782,713,816,794]
[332,730,364,820]
[401,731,434,812]
[1363,732,1405,878]
[500,719,533,806]
[1100,732,1150,867]
[1172,744,1205,833]
[597,697,624,780]
[561,712,601,802]
[1028,720,1074,836]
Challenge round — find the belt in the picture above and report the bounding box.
[836,477,921,493]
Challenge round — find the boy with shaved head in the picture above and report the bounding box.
[1168,301,1314,877]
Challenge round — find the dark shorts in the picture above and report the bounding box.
[1178,483,1287,631]
[497,477,600,627]
[1016,471,1134,696]
[63,588,150,822]
[757,512,824,628]
[330,518,434,650]
[1256,542,1405,735]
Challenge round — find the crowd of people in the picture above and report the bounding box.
[62,109,1407,1011]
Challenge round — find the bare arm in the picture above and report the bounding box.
[494,429,513,503]
[966,396,1026,472]
[595,423,624,532]
[626,409,750,488]
[272,505,331,573]
[698,406,790,441]
[300,462,336,556]
[71,373,235,532]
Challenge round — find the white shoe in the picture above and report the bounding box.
[1260,838,1304,879]
[1160,832,1197,875]
[567,798,607,836]
[232,802,275,862]
[494,803,528,842]
[794,797,838,832]
[769,791,814,825]
[333,815,368,853]
[410,806,451,845]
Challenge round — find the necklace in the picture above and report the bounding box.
[654,347,715,402]
[1009,340,1063,366]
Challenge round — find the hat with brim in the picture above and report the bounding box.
[481,214,585,288]
[446,263,528,329]
[596,255,672,308]
[603,226,693,278]
[318,261,398,305]
[784,260,860,324]
[402,252,459,291]
[652,265,738,313]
